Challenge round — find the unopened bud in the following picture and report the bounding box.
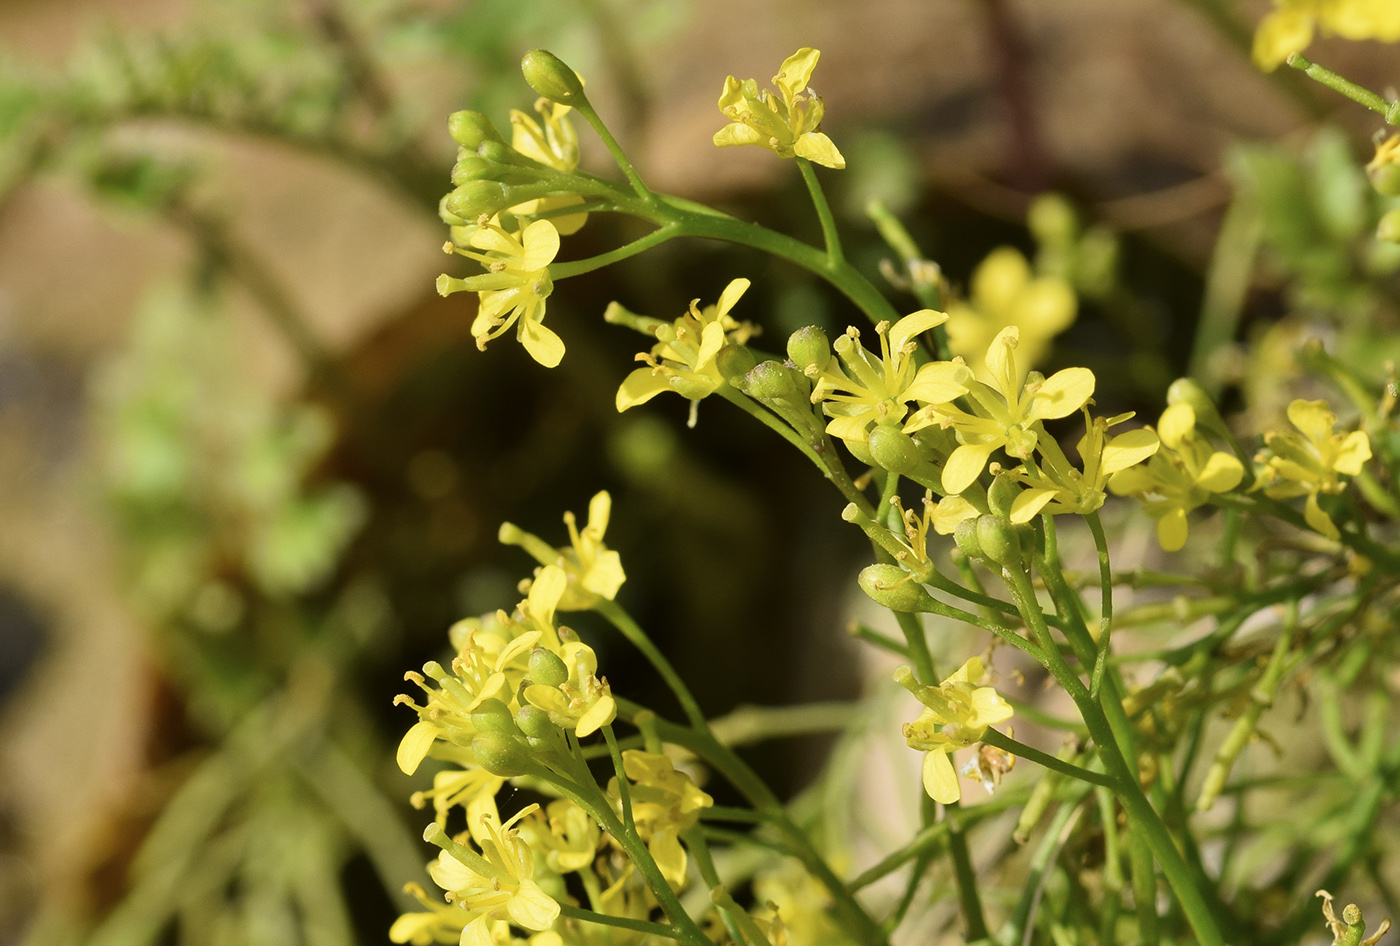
[786,326,832,372]
[858,564,937,613]
[447,110,505,150]
[451,156,496,185]
[515,704,557,740]
[1379,208,1400,245]
[471,698,519,736]
[529,648,569,688]
[714,344,757,382]
[1166,378,1230,439]
[472,733,529,777]
[976,515,1021,567]
[740,361,796,400]
[1370,162,1400,197]
[445,181,509,220]
[868,424,922,475]
[987,474,1020,519]
[1027,193,1077,246]
[521,50,585,105]
[954,517,983,561]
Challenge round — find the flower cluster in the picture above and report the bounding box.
[1254,398,1371,540]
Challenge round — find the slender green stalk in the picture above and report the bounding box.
[893,611,937,684]
[945,799,989,941]
[551,222,679,278]
[570,98,657,198]
[602,724,636,834]
[797,156,845,266]
[981,729,1116,788]
[1286,53,1400,124]
[684,825,747,946]
[556,902,681,939]
[1085,512,1114,698]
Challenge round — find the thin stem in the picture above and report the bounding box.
[556,902,680,939]
[571,98,657,198]
[1085,512,1114,699]
[603,724,636,834]
[684,825,747,946]
[945,799,989,941]
[708,701,859,747]
[797,156,845,266]
[981,729,1117,788]
[594,600,708,731]
[551,222,679,278]
[1287,53,1400,124]
[893,611,937,684]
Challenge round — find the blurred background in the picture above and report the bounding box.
[0,0,1396,943]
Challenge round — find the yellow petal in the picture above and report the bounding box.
[507,880,561,932]
[1019,279,1077,336]
[1010,487,1059,524]
[1252,8,1314,71]
[932,496,978,535]
[905,361,970,405]
[890,309,949,350]
[1157,403,1196,451]
[970,687,1014,726]
[1304,490,1341,540]
[825,413,873,444]
[1030,367,1096,420]
[717,74,744,111]
[713,122,765,148]
[1334,430,1371,476]
[583,550,625,600]
[648,826,689,890]
[950,657,985,685]
[519,317,565,369]
[715,277,751,319]
[460,915,496,946]
[984,326,1020,389]
[794,132,846,169]
[1196,451,1244,493]
[1157,507,1189,552]
[576,694,616,737]
[943,442,997,495]
[397,720,441,776]
[774,47,821,96]
[1286,399,1336,445]
[1101,428,1160,475]
[1107,465,1154,496]
[922,749,961,804]
[520,219,561,270]
[389,913,437,945]
[971,247,1030,314]
[616,367,670,411]
[528,565,568,624]
[696,320,726,369]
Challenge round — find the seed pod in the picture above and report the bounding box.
[858,564,937,613]
[529,647,569,688]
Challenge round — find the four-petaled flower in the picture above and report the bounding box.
[1006,410,1160,523]
[895,658,1014,805]
[1254,398,1371,540]
[1108,402,1244,551]
[713,48,846,169]
[500,490,626,610]
[438,219,563,368]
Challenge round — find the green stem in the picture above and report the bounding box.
[684,825,747,946]
[551,222,679,278]
[594,600,708,731]
[981,729,1116,788]
[556,902,680,939]
[1085,512,1114,699]
[1286,53,1400,124]
[893,611,937,684]
[797,156,845,266]
[571,98,657,198]
[603,724,636,834]
[945,799,989,941]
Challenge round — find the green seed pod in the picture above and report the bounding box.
[954,516,984,561]
[515,704,557,740]
[868,424,922,475]
[445,181,509,220]
[470,698,519,736]
[976,515,1021,567]
[521,50,585,105]
[472,733,530,777]
[1379,208,1400,245]
[714,344,758,383]
[529,647,569,688]
[858,564,937,613]
[786,326,832,372]
[740,361,796,400]
[447,110,506,150]
[1370,162,1400,197]
[987,474,1020,520]
[451,156,496,186]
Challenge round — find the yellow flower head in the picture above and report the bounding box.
[509,97,589,236]
[945,247,1077,385]
[1005,410,1160,523]
[1254,398,1371,540]
[438,219,563,368]
[895,658,1014,805]
[909,326,1096,495]
[516,798,601,875]
[807,310,968,449]
[713,48,846,169]
[615,278,757,412]
[608,749,714,890]
[500,491,626,611]
[1253,0,1400,71]
[1108,403,1244,551]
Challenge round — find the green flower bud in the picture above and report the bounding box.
[1027,193,1077,246]
[976,514,1021,567]
[529,647,569,688]
[1166,377,1230,440]
[954,517,983,561]
[521,50,585,106]
[786,326,831,372]
[471,697,519,736]
[515,704,557,740]
[739,361,796,400]
[1379,208,1400,245]
[858,564,937,613]
[451,156,496,186]
[476,140,515,165]
[714,344,758,383]
[472,733,530,777]
[987,474,1020,519]
[1370,163,1400,197]
[447,110,506,150]
[868,424,922,475]
[445,181,509,220]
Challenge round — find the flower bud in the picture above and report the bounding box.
[1379,208,1400,245]
[714,344,758,383]
[1370,162,1400,197]
[987,474,1020,519]
[954,517,983,561]
[786,326,831,372]
[447,110,506,150]
[1027,193,1077,247]
[740,361,796,400]
[1166,378,1229,440]
[529,647,569,688]
[472,733,530,777]
[858,564,937,612]
[445,180,509,220]
[975,515,1021,567]
[521,50,585,105]
[451,156,496,186]
[868,424,922,475]
[515,704,557,740]
[471,698,519,736]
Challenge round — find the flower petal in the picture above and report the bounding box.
[1157,506,1189,552]
[922,749,961,804]
[794,132,845,169]
[1195,451,1244,493]
[1101,428,1161,475]
[507,880,561,932]
[397,720,442,775]
[1334,430,1371,476]
[942,441,997,495]
[890,309,949,351]
[1030,367,1096,420]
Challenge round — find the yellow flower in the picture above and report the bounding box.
[908,326,1096,495]
[1253,0,1400,71]
[517,799,601,875]
[807,310,968,451]
[500,491,626,610]
[522,639,617,738]
[609,750,713,890]
[425,803,561,946]
[1254,398,1371,540]
[389,883,478,945]
[1108,403,1244,551]
[895,658,1014,805]
[945,247,1077,385]
[713,48,845,169]
[1004,410,1160,523]
[509,97,588,236]
[438,219,563,368]
[614,278,757,413]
